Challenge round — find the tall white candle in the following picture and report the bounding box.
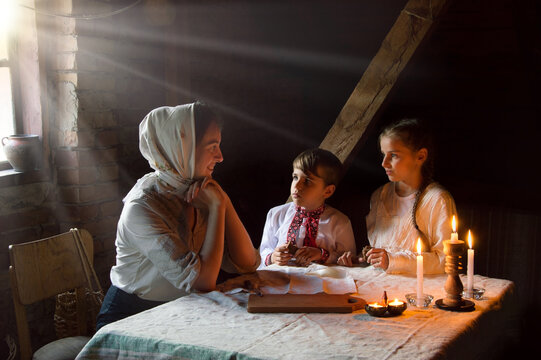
[416,238,423,302]
[467,230,474,293]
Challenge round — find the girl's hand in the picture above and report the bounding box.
[337,251,360,267]
[295,246,323,267]
[271,244,293,266]
[366,248,389,270]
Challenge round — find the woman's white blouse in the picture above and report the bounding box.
[110,174,258,301]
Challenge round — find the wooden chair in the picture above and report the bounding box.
[9,229,99,360]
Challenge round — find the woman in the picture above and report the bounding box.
[96,102,260,330]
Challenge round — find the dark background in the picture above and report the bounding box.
[154,0,540,355]
[167,0,541,247]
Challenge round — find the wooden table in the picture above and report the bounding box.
[76,265,515,359]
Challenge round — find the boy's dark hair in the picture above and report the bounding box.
[293,148,343,186]
[193,100,223,144]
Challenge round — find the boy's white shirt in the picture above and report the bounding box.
[258,202,356,269]
[366,182,457,274]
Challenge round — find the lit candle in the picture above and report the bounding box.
[365,301,388,316]
[450,215,459,242]
[387,298,407,315]
[388,299,404,306]
[467,230,474,294]
[416,238,423,302]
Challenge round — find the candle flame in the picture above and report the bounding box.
[468,230,473,249]
[417,238,422,255]
[389,299,403,305]
[368,302,384,308]
[452,215,457,232]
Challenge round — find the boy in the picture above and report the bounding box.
[258,148,356,268]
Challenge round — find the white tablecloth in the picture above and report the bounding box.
[77,265,515,359]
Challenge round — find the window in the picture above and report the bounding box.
[0,1,17,164]
[0,1,50,180]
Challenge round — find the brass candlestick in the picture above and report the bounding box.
[436,239,475,311]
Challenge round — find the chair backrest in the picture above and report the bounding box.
[9,229,94,360]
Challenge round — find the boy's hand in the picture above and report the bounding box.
[271,244,293,266]
[366,248,389,270]
[337,251,360,267]
[294,246,322,267]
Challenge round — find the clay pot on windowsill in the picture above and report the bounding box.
[2,135,41,172]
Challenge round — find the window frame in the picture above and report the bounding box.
[0,29,22,171]
[0,3,51,183]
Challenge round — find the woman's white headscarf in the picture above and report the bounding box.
[139,103,196,192]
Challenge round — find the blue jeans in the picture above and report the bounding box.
[96,285,165,331]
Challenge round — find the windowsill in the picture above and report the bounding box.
[0,167,51,187]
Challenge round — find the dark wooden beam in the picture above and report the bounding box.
[320,0,451,164]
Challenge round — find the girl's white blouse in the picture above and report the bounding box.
[366,182,457,274]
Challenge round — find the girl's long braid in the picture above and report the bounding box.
[411,173,432,250]
[411,134,434,250]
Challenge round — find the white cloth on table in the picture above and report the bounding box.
[110,104,258,302]
[366,182,457,274]
[258,202,356,268]
[77,266,515,360]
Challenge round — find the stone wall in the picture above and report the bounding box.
[0,0,166,356]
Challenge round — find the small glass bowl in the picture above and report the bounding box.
[387,300,407,315]
[463,287,485,300]
[365,303,388,317]
[405,293,434,308]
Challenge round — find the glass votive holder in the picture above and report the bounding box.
[387,299,407,315]
[365,302,388,317]
[463,287,485,300]
[405,293,434,308]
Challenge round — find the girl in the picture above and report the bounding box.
[338,118,456,274]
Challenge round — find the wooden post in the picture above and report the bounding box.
[320,0,451,165]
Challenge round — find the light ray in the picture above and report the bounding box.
[77,47,317,148]
[73,16,370,74]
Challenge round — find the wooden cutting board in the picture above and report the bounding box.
[247,293,365,313]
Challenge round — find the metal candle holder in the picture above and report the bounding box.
[436,239,475,311]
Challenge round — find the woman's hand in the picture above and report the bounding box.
[337,251,359,267]
[190,178,227,292]
[186,177,225,211]
[271,244,293,266]
[366,248,389,270]
[295,246,323,267]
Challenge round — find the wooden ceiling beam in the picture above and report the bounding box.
[320,0,451,165]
